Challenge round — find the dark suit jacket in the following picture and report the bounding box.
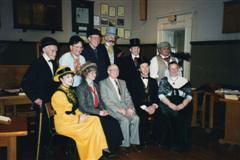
[118,54,144,96]
[82,44,110,82]
[99,44,123,67]
[131,76,160,113]
[21,56,58,103]
[75,81,105,115]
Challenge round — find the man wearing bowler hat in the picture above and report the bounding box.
[21,37,59,159]
[150,41,180,84]
[101,26,123,65]
[82,28,110,82]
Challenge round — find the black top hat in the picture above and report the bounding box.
[129,38,141,48]
[87,28,102,37]
[40,37,58,49]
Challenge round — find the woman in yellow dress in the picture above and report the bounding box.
[51,66,108,160]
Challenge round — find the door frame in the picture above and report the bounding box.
[157,12,194,80]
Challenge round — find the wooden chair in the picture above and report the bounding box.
[44,103,79,160]
[191,90,204,127]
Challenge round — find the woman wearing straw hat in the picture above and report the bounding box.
[75,62,123,156]
[51,66,108,160]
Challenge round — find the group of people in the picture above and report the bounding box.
[21,26,192,160]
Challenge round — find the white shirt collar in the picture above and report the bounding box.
[131,54,140,60]
[167,75,188,89]
[43,53,51,62]
[86,79,94,87]
[160,54,170,59]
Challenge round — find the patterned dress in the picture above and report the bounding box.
[51,85,108,160]
[157,76,192,150]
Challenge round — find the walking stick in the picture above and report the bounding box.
[36,104,43,160]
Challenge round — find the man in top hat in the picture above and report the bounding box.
[82,28,110,82]
[150,41,180,84]
[21,37,59,159]
[129,59,161,147]
[59,35,86,87]
[100,26,123,65]
[118,38,145,98]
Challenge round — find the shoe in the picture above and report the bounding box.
[118,147,130,156]
[131,145,142,152]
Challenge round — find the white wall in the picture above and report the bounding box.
[131,0,240,43]
[1,0,239,44]
[0,0,132,44]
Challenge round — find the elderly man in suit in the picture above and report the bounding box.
[100,64,140,150]
[21,37,59,159]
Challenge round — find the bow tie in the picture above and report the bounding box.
[163,56,170,62]
[48,60,54,63]
[141,76,148,79]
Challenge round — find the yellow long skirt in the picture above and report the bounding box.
[52,91,108,160]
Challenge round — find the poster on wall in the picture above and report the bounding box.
[101,4,109,15]
[72,0,94,33]
[117,6,125,17]
[109,6,116,17]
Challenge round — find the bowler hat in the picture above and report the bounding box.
[137,58,149,69]
[105,26,118,37]
[54,66,74,82]
[129,38,141,48]
[157,42,171,49]
[77,62,97,76]
[87,28,102,37]
[41,37,58,49]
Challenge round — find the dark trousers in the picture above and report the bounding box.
[136,108,161,145]
[34,104,50,159]
[98,115,123,152]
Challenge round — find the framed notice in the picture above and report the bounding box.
[109,6,116,17]
[101,26,107,35]
[101,4,109,15]
[124,30,131,39]
[117,28,124,38]
[13,0,62,31]
[117,6,125,17]
[72,0,94,33]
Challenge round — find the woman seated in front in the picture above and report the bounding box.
[51,66,108,160]
[157,61,192,152]
[75,62,123,155]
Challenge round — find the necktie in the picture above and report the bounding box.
[73,57,81,73]
[107,45,113,55]
[89,86,99,108]
[133,57,139,67]
[114,80,121,96]
[93,48,98,60]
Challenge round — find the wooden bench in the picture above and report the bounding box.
[0,117,28,160]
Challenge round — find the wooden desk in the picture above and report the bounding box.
[0,117,28,160]
[219,98,240,145]
[0,95,32,115]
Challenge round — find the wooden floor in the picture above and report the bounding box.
[1,128,240,160]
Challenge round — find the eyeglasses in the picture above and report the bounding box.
[72,45,84,49]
